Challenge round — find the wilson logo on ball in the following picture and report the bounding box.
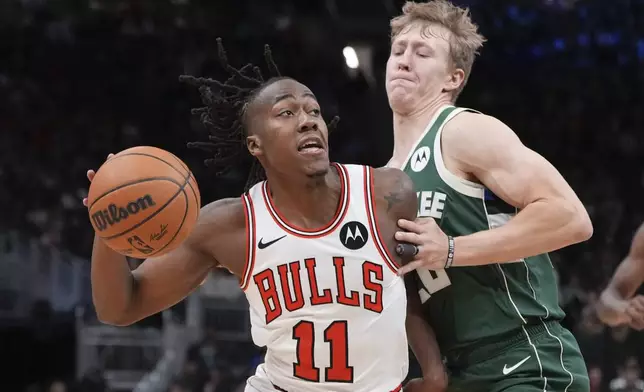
[91,195,157,231]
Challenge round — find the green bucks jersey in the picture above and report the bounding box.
[396,105,565,357]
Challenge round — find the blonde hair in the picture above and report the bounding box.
[390,0,486,100]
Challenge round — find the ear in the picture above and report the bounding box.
[443,67,465,93]
[246,135,262,157]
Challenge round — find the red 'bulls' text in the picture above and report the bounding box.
[252,257,384,324]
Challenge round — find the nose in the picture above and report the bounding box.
[395,49,411,72]
[298,113,318,133]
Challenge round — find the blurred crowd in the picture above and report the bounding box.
[2,0,644,391]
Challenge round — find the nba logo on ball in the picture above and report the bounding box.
[410,146,431,172]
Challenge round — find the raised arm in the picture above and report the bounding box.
[90,197,245,326]
[597,223,644,329]
[442,113,592,266]
[373,168,447,391]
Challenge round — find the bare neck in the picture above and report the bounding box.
[390,96,452,165]
[266,166,341,229]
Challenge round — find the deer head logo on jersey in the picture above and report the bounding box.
[339,221,368,250]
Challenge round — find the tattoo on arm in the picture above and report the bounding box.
[385,192,403,212]
[376,168,416,219]
[384,175,407,212]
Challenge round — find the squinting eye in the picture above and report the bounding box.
[310,109,321,116]
[279,110,294,116]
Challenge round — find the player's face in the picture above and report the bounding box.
[246,79,330,179]
[386,22,460,114]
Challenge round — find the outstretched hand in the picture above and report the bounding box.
[82,153,114,207]
[395,217,449,275]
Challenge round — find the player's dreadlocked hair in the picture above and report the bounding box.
[180,38,340,192]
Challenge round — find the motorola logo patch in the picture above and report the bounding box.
[410,146,431,172]
[339,221,368,250]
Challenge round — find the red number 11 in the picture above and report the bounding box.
[292,320,354,383]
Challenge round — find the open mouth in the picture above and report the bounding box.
[297,139,325,154]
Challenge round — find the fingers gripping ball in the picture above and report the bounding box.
[87,146,201,258]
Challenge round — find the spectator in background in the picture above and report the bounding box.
[589,366,604,392]
[574,303,606,367]
[610,357,644,392]
[202,368,223,392]
[187,328,221,371]
[168,380,192,392]
[74,368,108,392]
[47,381,67,392]
[174,359,209,392]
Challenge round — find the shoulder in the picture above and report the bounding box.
[445,111,521,146]
[372,166,414,191]
[443,111,524,166]
[371,167,417,221]
[198,197,246,226]
[182,196,249,273]
[186,197,246,249]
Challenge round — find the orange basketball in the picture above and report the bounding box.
[87,146,201,258]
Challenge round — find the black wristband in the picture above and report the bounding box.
[444,236,455,268]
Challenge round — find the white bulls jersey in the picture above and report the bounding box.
[240,164,408,392]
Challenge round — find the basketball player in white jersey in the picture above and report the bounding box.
[597,221,644,330]
[84,42,447,392]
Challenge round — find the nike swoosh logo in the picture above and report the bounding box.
[502,355,531,375]
[257,235,287,249]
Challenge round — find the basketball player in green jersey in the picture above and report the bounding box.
[385,1,594,391]
[597,222,644,330]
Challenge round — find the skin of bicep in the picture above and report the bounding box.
[444,114,581,210]
[436,113,591,266]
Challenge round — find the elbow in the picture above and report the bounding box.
[561,201,593,244]
[97,314,135,327]
[94,306,135,327]
[572,207,593,243]
[425,371,448,392]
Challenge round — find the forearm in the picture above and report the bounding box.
[454,199,590,267]
[91,235,137,325]
[406,313,447,384]
[597,287,630,326]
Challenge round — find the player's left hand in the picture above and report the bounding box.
[395,217,449,275]
[403,377,447,392]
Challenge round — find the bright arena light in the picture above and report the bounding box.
[343,46,359,69]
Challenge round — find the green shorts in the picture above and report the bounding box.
[446,321,590,392]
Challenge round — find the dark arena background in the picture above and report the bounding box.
[1,0,644,391]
